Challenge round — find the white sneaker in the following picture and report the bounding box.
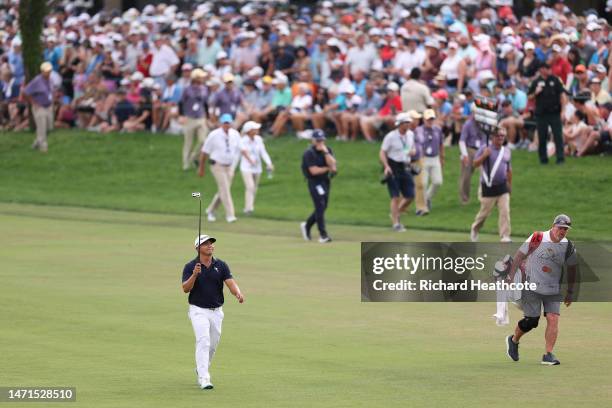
[226,216,237,223]
[207,212,216,222]
[318,236,332,243]
[392,223,406,232]
[470,228,479,242]
[500,237,512,243]
[200,382,213,390]
[300,222,311,241]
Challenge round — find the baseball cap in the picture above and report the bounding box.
[596,64,607,74]
[262,75,273,84]
[242,121,261,133]
[190,68,207,80]
[387,82,399,92]
[408,110,422,120]
[395,112,412,126]
[432,89,449,99]
[220,113,233,124]
[40,62,53,72]
[311,129,326,141]
[222,72,235,83]
[195,234,216,248]
[553,214,572,229]
[575,64,587,73]
[524,41,535,51]
[423,109,436,120]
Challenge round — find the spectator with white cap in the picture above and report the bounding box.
[359,81,402,141]
[180,68,209,170]
[239,120,273,215]
[23,62,55,152]
[379,112,416,232]
[198,113,242,223]
[271,82,313,138]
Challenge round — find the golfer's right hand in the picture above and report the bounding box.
[461,156,469,166]
[193,263,202,276]
[384,166,392,176]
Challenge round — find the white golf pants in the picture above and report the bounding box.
[188,304,223,384]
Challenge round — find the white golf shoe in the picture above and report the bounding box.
[207,212,216,222]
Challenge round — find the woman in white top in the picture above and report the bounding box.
[439,41,462,89]
[240,121,274,214]
[270,82,313,137]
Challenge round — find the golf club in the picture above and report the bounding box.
[192,192,202,260]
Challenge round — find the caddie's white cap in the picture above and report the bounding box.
[195,234,216,248]
[395,112,413,126]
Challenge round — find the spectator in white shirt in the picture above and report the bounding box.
[271,82,313,137]
[198,114,242,223]
[239,121,274,214]
[149,36,180,79]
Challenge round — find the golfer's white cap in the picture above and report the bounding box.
[195,234,216,248]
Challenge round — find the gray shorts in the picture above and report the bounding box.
[521,289,561,317]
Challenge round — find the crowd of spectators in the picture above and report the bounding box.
[1,0,612,157]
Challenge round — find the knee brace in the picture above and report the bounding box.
[518,316,540,333]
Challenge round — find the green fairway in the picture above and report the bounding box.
[1,204,611,407]
[0,130,610,240]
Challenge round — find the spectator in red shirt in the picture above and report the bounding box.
[360,82,402,141]
[550,44,571,83]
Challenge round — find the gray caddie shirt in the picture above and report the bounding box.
[519,230,578,295]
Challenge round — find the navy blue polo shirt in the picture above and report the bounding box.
[301,146,334,183]
[182,257,233,309]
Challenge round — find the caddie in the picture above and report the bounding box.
[504,214,577,365]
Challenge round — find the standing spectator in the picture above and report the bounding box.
[181,69,209,171]
[300,129,337,243]
[379,113,416,232]
[550,44,571,84]
[23,62,54,152]
[401,68,433,114]
[198,30,222,67]
[527,63,567,164]
[415,109,445,212]
[198,114,241,223]
[470,127,512,243]
[458,111,487,204]
[239,121,274,215]
[149,36,180,81]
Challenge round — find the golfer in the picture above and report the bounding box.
[300,129,336,243]
[239,121,274,215]
[379,112,416,232]
[182,234,244,390]
[505,214,577,365]
[198,113,242,223]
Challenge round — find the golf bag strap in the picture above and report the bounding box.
[527,231,543,257]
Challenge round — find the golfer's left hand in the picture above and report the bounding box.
[564,293,573,307]
[236,292,244,303]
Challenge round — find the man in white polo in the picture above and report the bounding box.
[198,114,242,223]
